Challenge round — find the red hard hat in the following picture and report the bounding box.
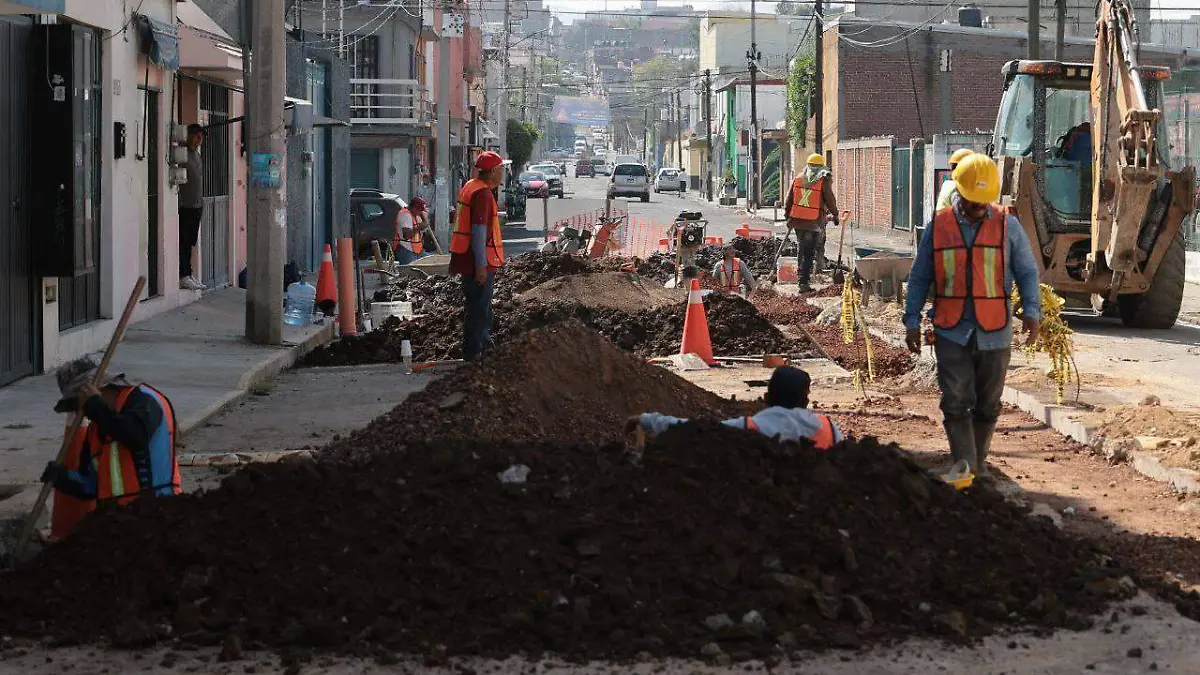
[475,151,504,171]
[408,196,427,213]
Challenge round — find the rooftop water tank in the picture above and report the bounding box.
[958,3,983,28]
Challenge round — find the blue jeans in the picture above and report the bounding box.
[462,272,495,361]
[395,247,424,265]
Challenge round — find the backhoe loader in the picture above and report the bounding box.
[992,0,1195,328]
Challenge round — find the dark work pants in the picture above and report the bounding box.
[935,335,1012,473]
[179,207,203,279]
[796,229,822,285]
[462,272,495,361]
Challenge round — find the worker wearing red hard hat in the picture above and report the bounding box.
[449,151,507,360]
[394,196,430,265]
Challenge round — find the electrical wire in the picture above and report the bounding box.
[101,0,147,43]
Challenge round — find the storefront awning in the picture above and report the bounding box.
[137,14,180,70]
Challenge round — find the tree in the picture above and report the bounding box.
[786,52,815,149]
[507,119,541,171]
[627,56,690,145]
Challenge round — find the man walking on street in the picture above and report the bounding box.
[450,151,507,361]
[903,154,1042,478]
[179,124,207,291]
[784,153,839,292]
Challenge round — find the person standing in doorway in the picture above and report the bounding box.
[179,124,207,291]
[450,151,507,361]
[784,153,839,292]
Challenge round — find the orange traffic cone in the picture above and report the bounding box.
[680,278,715,365]
[315,244,337,316]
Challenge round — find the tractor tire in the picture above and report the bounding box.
[1118,228,1186,329]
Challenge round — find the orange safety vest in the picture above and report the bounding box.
[50,424,95,540]
[743,413,836,450]
[719,258,744,291]
[450,178,505,269]
[931,206,1009,332]
[393,208,423,254]
[788,176,825,221]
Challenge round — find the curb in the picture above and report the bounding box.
[1000,384,1200,495]
[177,322,335,436]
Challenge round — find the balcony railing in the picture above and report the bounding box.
[350,78,430,126]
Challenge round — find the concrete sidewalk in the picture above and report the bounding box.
[0,288,332,519]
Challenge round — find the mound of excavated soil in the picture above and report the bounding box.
[371,275,462,314]
[753,289,823,325]
[302,294,809,366]
[520,272,684,312]
[0,417,1133,660]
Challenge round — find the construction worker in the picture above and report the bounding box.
[450,151,507,361]
[935,148,975,210]
[394,196,429,265]
[628,366,842,448]
[784,153,839,292]
[903,154,1042,479]
[712,244,756,294]
[41,357,180,538]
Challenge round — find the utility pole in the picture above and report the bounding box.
[748,0,759,209]
[499,0,510,176]
[435,0,453,251]
[245,0,286,344]
[705,68,713,202]
[644,107,650,164]
[814,0,824,156]
[1028,0,1040,59]
[1054,0,1065,61]
[676,90,683,171]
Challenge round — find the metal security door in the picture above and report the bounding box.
[200,83,230,287]
[891,148,911,231]
[0,16,35,385]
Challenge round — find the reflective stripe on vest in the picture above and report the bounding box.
[393,208,424,254]
[90,384,181,504]
[788,176,824,220]
[931,206,1009,332]
[721,259,743,291]
[450,178,505,269]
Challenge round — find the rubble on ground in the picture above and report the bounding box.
[519,272,683,312]
[0,395,1134,660]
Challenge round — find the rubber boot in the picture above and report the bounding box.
[943,419,978,474]
[973,420,996,478]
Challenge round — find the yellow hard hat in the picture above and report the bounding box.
[806,153,825,166]
[952,153,1000,204]
[948,148,974,167]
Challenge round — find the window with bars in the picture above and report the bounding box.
[199,82,230,198]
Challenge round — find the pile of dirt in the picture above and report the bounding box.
[753,289,823,325]
[0,415,1133,660]
[520,272,684,312]
[801,322,915,380]
[1097,403,1200,441]
[494,252,595,301]
[302,294,809,366]
[371,275,462,314]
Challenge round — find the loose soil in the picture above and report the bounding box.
[1097,404,1200,441]
[800,322,915,380]
[521,272,684,311]
[303,294,809,366]
[0,415,1137,662]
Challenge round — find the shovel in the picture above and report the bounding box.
[831,210,851,285]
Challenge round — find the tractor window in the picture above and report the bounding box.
[995,74,1036,157]
[1044,86,1091,157]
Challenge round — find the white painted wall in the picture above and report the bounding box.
[700,14,813,75]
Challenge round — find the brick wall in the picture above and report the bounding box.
[835,137,894,230]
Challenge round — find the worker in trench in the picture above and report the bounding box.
[626,366,842,449]
[712,243,756,295]
[393,196,430,265]
[450,151,507,361]
[784,154,840,292]
[41,357,181,539]
[903,154,1042,479]
[935,148,975,210]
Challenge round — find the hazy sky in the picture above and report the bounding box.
[542,0,1200,23]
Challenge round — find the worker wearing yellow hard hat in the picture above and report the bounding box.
[935,148,975,210]
[902,152,1042,481]
[784,152,839,292]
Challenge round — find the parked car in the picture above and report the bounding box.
[608,163,650,202]
[654,167,686,193]
[350,188,406,254]
[518,170,550,199]
[575,160,595,178]
[591,158,610,176]
[529,163,565,198]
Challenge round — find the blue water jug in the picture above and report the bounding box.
[283,278,316,326]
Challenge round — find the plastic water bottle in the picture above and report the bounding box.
[401,339,413,373]
[283,278,316,326]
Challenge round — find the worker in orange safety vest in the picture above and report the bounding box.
[393,196,429,264]
[784,154,839,292]
[450,151,507,361]
[42,357,180,539]
[711,244,756,294]
[628,366,842,449]
[903,154,1042,479]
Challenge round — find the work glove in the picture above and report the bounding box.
[41,461,68,487]
[624,415,648,451]
[905,327,923,355]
